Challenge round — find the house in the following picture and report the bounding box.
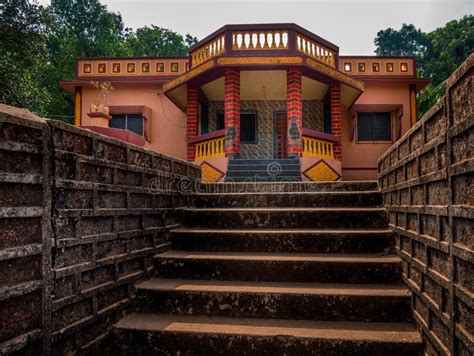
[59,23,429,182]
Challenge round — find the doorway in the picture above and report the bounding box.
[274,111,287,159]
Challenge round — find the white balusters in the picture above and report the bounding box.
[296,33,336,67]
[232,31,289,50]
[191,34,225,68]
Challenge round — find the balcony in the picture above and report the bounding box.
[189,24,339,70]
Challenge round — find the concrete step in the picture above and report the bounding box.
[228,158,300,165]
[198,181,379,193]
[191,191,383,208]
[180,207,388,229]
[227,164,300,171]
[114,313,422,355]
[226,170,301,178]
[136,278,413,322]
[224,176,302,182]
[154,251,402,284]
[170,229,393,253]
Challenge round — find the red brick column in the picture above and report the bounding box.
[224,68,240,156]
[330,83,342,160]
[287,68,303,156]
[186,86,198,161]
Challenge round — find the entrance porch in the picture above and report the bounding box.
[163,24,364,182]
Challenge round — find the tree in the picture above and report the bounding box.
[124,26,191,57]
[375,24,429,58]
[40,0,130,119]
[0,0,53,112]
[0,0,199,119]
[374,16,474,119]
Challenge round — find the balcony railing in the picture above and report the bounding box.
[302,128,340,159]
[232,30,289,51]
[189,130,226,161]
[189,24,339,69]
[296,33,336,67]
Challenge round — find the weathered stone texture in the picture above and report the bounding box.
[0,106,199,355]
[378,54,473,356]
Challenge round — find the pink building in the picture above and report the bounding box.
[60,24,429,182]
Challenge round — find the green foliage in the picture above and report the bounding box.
[375,24,429,58]
[0,0,53,112]
[374,16,474,119]
[124,26,193,56]
[0,0,197,120]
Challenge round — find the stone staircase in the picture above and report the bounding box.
[225,158,301,182]
[114,181,422,355]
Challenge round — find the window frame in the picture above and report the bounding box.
[355,111,393,143]
[109,113,145,137]
[216,110,258,144]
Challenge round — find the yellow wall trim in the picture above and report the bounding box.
[217,56,303,65]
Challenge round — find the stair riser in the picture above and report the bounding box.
[227,164,300,171]
[183,210,388,229]
[113,329,422,356]
[226,171,301,178]
[154,258,402,284]
[229,159,299,165]
[224,177,302,182]
[137,289,412,322]
[198,181,379,192]
[171,232,392,253]
[191,192,383,208]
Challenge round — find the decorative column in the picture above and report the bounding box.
[330,83,342,160]
[224,68,240,156]
[287,68,303,156]
[186,86,198,161]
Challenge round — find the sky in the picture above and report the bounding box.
[38,0,473,54]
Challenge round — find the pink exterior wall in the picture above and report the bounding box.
[342,81,412,180]
[80,84,187,160]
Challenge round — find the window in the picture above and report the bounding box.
[372,62,380,73]
[217,112,225,131]
[386,62,394,72]
[171,62,179,72]
[240,112,257,143]
[400,62,408,72]
[343,62,352,72]
[110,114,144,136]
[216,111,257,143]
[358,62,366,72]
[127,63,136,73]
[112,63,121,73]
[357,112,392,141]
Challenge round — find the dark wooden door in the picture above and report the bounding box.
[275,112,287,159]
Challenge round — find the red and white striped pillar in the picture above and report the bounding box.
[186,86,198,161]
[330,82,342,160]
[224,68,240,156]
[287,68,303,156]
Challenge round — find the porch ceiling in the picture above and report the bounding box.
[201,70,329,101]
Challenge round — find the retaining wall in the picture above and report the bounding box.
[0,105,199,355]
[378,54,473,355]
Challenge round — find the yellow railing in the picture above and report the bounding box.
[296,33,336,68]
[302,136,335,159]
[191,33,225,68]
[232,30,289,50]
[195,136,225,161]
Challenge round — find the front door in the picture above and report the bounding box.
[274,112,287,159]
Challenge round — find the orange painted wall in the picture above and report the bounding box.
[80,84,187,160]
[342,81,412,180]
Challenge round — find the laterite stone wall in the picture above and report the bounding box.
[378,55,473,356]
[0,105,200,355]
